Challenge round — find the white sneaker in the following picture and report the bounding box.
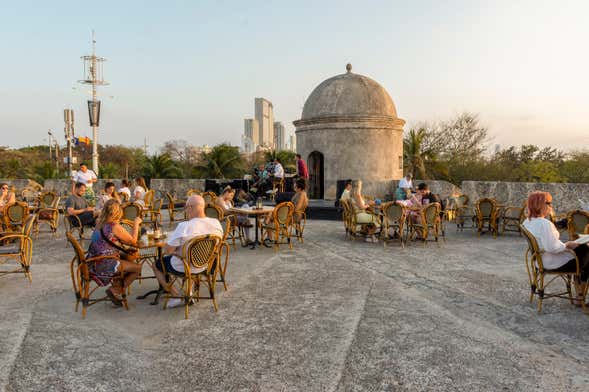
[166,298,184,309]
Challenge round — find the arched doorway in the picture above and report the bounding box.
[308,151,324,199]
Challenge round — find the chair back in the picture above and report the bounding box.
[40,191,57,208]
[219,216,232,243]
[152,198,163,212]
[457,194,469,207]
[187,189,201,197]
[383,202,406,225]
[520,224,545,272]
[423,202,441,225]
[122,202,143,221]
[143,189,155,208]
[567,210,589,240]
[202,192,217,205]
[273,201,294,226]
[5,202,29,226]
[165,192,175,206]
[205,204,224,220]
[182,235,222,273]
[476,198,496,219]
[66,231,86,264]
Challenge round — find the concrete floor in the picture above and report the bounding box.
[1,217,589,392]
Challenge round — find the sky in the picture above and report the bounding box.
[0,0,588,153]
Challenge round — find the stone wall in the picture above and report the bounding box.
[461,181,589,213]
[149,179,206,199]
[43,179,124,197]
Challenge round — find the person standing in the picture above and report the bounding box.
[295,154,309,180]
[72,163,98,205]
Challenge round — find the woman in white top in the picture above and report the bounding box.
[133,177,148,206]
[118,179,132,200]
[215,186,252,242]
[522,191,589,305]
[95,182,120,216]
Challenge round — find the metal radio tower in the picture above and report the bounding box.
[78,31,108,175]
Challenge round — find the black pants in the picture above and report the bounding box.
[551,245,589,281]
[69,211,95,227]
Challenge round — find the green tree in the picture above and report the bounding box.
[142,153,183,179]
[403,127,446,179]
[194,144,245,179]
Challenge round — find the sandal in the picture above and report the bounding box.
[106,288,123,307]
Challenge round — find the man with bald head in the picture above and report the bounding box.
[152,195,223,308]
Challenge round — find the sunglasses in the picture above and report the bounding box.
[546,201,552,205]
[1,187,8,190]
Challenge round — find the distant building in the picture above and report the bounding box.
[255,98,274,148]
[274,122,286,150]
[288,133,297,152]
[242,119,259,153]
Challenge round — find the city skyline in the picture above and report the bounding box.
[0,1,588,152]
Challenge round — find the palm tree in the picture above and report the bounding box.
[403,128,446,179]
[194,144,245,179]
[142,153,183,179]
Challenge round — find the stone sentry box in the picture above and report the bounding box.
[294,64,405,200]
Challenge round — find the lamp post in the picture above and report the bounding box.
[78,30,108,175]
[64,109,75,175]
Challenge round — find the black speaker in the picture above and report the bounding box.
[275,191,295,204]
[284,177,295,192]
[205,179,220,194]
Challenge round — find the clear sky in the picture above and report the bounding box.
[1,0,587,152]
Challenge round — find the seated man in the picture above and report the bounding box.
[151,195,223,308]
[340,180,352,202]
[416,182,441,205]
[66,182,96,228]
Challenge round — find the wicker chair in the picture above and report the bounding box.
[340,199,374,240]
[204,204,224,220]
[122,202,144,221]
[143,189,155,210]
[67,232,129,318]
[186,189,201,198]
[0,214,36,282]
[165,192,183,223]
[455,194,475,231]
[293,199,308,243]
[39,191,58,209]
[259,201,294,250]
[520,224,583,313]
[381,202,407,247]
[341,199,352,238]
[501,201,526,235]
[475,198,499,237]
[202,192,217,205]
[118,192,129,202]
[143,198,163,228]
[3,202,29,232]
[35,196,61,238]
[409,202,441,245]
[162,234,222,319]
[566,210,589,241]
[218,217,233,291]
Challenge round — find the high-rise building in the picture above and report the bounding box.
[274,122,286,150]
[242,118,259,153]
[255,98,274,148]
[289,133,297,152]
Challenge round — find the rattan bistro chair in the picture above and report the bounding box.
[143,189,155,210]
[205,204,224,220]
[381,202,407,247]
[218,217,233,291]
[143,198,163,228]
[566,210,589,241]
[455,194,476,231]
[520,224,584,313]
[165,192,183,223]
[501,202,525,235]
[3,202,29,232]
[67,232,129,318]
[475,198,499,237]
[122,202,143,221]
[202,192,217,205]
[341,199,352,238]
[409,203,441,245]
[162,234,222,319]
[0,214,36,282]
[35,196,60,238]
[260,201,295,250]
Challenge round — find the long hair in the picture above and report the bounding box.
[135,177,148,190]
[527,191,550,219]
[351,180,363,199]
[97,199,123,229]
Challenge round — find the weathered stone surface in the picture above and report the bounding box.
[2,214,589,391]
[462,181,589,213]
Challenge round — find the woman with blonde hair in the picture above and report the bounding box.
[351,180,380,242]
[522,191,589,306]
[87,199,143,306]
[216,186,252,243]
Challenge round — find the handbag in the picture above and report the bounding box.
[100,227,139,261]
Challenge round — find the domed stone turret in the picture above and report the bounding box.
[294,65,405,199]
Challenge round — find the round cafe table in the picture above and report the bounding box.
[229,206,274,249]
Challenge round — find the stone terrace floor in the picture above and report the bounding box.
[1,216,589,392]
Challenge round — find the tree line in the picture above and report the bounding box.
[404,112,589,184]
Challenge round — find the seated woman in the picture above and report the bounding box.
[95,182,120,216]
[133,177,148,206]
[0,183,16,214]
[522,191,589,305]
[215,186,252,242]
[351,180,380,242]
[87,199,143,306]
[291,178,308,225]
[118,179,132,201]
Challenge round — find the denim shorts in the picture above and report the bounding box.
[155,255,183,276]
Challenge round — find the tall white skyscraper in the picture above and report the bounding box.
[274,122,286,150]
[255,98,274,148]
[289,133,297,152]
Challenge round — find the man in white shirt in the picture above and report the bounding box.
[152,195,223,308]
[72,163,98,203]
[273,158,284,179]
